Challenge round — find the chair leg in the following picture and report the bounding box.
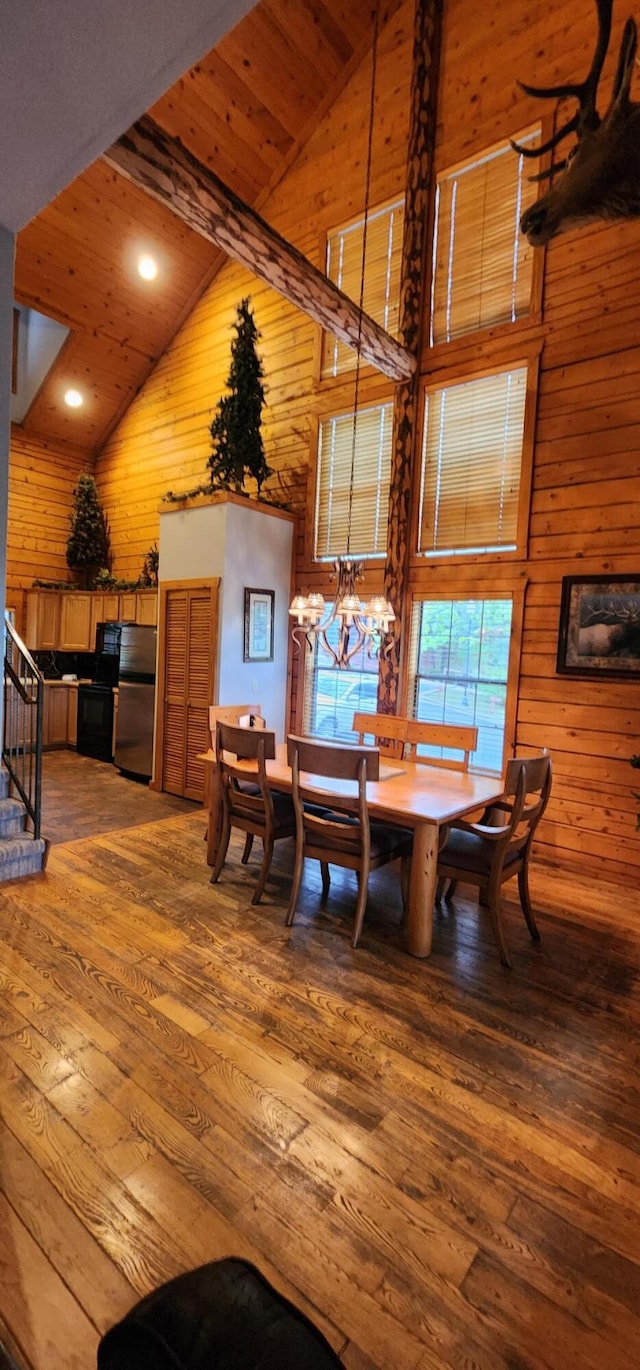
[285,840,305,928]
[251,838,273,905]
[518,862,541,942]
[487,873,512,968]
[241,833,254,864]
[210,819,231,885]
[320,862,331,902]
[351,870,369,949]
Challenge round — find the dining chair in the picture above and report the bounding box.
[403,720,478,772]
[210,721,295,904]
[352,711,408,759]
[285,734,412,948]
[206,705,265,865]
[436,751,552,966]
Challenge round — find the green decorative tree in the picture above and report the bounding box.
[66,473,111,589]
[207,298,272,495]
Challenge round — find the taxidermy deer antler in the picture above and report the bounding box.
[512,0,640,244]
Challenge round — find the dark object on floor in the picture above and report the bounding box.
[97,1257,344,1369]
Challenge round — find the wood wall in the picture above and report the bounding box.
[94,0,640,881]
[6,428,92,621]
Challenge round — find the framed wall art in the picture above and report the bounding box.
[244,587,275,662]
[556,574,640,678]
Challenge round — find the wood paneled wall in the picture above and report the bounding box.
[7,428,92,621]
[95,0,640,880]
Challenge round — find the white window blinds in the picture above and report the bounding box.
[432,134,539,345]
[322,200,404,377]
[314,403,393,561]
[418,368,527,557]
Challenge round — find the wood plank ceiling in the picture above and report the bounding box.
[13,0,387,455]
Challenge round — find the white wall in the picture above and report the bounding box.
[159,496,294,740]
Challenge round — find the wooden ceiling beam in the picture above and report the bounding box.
[103,115,415,383]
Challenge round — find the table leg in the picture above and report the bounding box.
[406,819,439,958]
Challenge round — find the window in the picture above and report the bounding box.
[321,199,405,377]
[408,598,513,772]
[431,134,540,345]
[304,624,379,741]
[314,403,393,561]
[418,366,528,558]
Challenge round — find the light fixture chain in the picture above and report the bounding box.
[347,3,379,557]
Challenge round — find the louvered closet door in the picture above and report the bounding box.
[159,580,219,800]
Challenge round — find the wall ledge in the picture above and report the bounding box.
[158,490,295,523]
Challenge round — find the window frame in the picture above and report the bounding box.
[402,584,525,776]
[316,196,406,384]
[308,394,396,566]
[428,125,546,361]
[411,348,540,568]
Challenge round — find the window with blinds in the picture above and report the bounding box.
[321,199,404,378]
[431,133,540,345]
[407,597,513,773]
[314,402,393,561]
[418,367,527,558]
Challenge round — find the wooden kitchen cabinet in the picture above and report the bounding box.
[135,591,158,625]
[59,592,93,651]
[102,593,120,621]
[43,684,71,747]
[118,591,138,621]
[25,590,60,651]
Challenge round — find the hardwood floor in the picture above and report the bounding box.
[0,796,639,1368]
[40,751,197,843]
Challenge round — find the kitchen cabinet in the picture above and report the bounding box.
[24,588,157,652]
[43,684,72,747]
[118,591,138,621]
[25,590,60,651]
[135,591,158,625]
[59,593,93,651]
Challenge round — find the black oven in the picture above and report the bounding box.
[77,684,115,762]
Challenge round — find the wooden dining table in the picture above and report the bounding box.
[202,742,504,958]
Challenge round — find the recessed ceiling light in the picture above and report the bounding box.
[138,254,158,281]
[64,388,83,408]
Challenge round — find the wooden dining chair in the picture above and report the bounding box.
[436,751,552,966]
[403,720,478,772]
[352,711,408,759]
[210,722,295,904]
[206,705,265,865]
[285,735,412,948]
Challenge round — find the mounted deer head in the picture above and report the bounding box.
[512,0,640,245]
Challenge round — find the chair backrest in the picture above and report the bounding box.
[286,735,380,857]
[209,704,263,752]
[502,752,552,845]
[216,720,276,827]
[352,711,408,759]
[403,720,478,772]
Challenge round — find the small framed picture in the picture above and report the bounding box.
[556,574,640,678]
[244,587,275,662]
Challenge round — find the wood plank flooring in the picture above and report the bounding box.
[0,788,639,1367]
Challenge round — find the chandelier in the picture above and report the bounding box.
[288,3,395,670]
[289,556,395,668]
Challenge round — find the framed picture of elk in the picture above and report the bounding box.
[556,575,640,678]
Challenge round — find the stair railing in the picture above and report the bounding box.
[3,613,44,839]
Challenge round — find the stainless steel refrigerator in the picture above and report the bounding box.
[114,623,157,779]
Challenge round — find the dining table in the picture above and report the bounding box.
[202,741,505,958]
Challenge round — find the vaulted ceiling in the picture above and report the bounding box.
[13,0,388,456]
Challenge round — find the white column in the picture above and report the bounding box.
[0,225,16,738]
